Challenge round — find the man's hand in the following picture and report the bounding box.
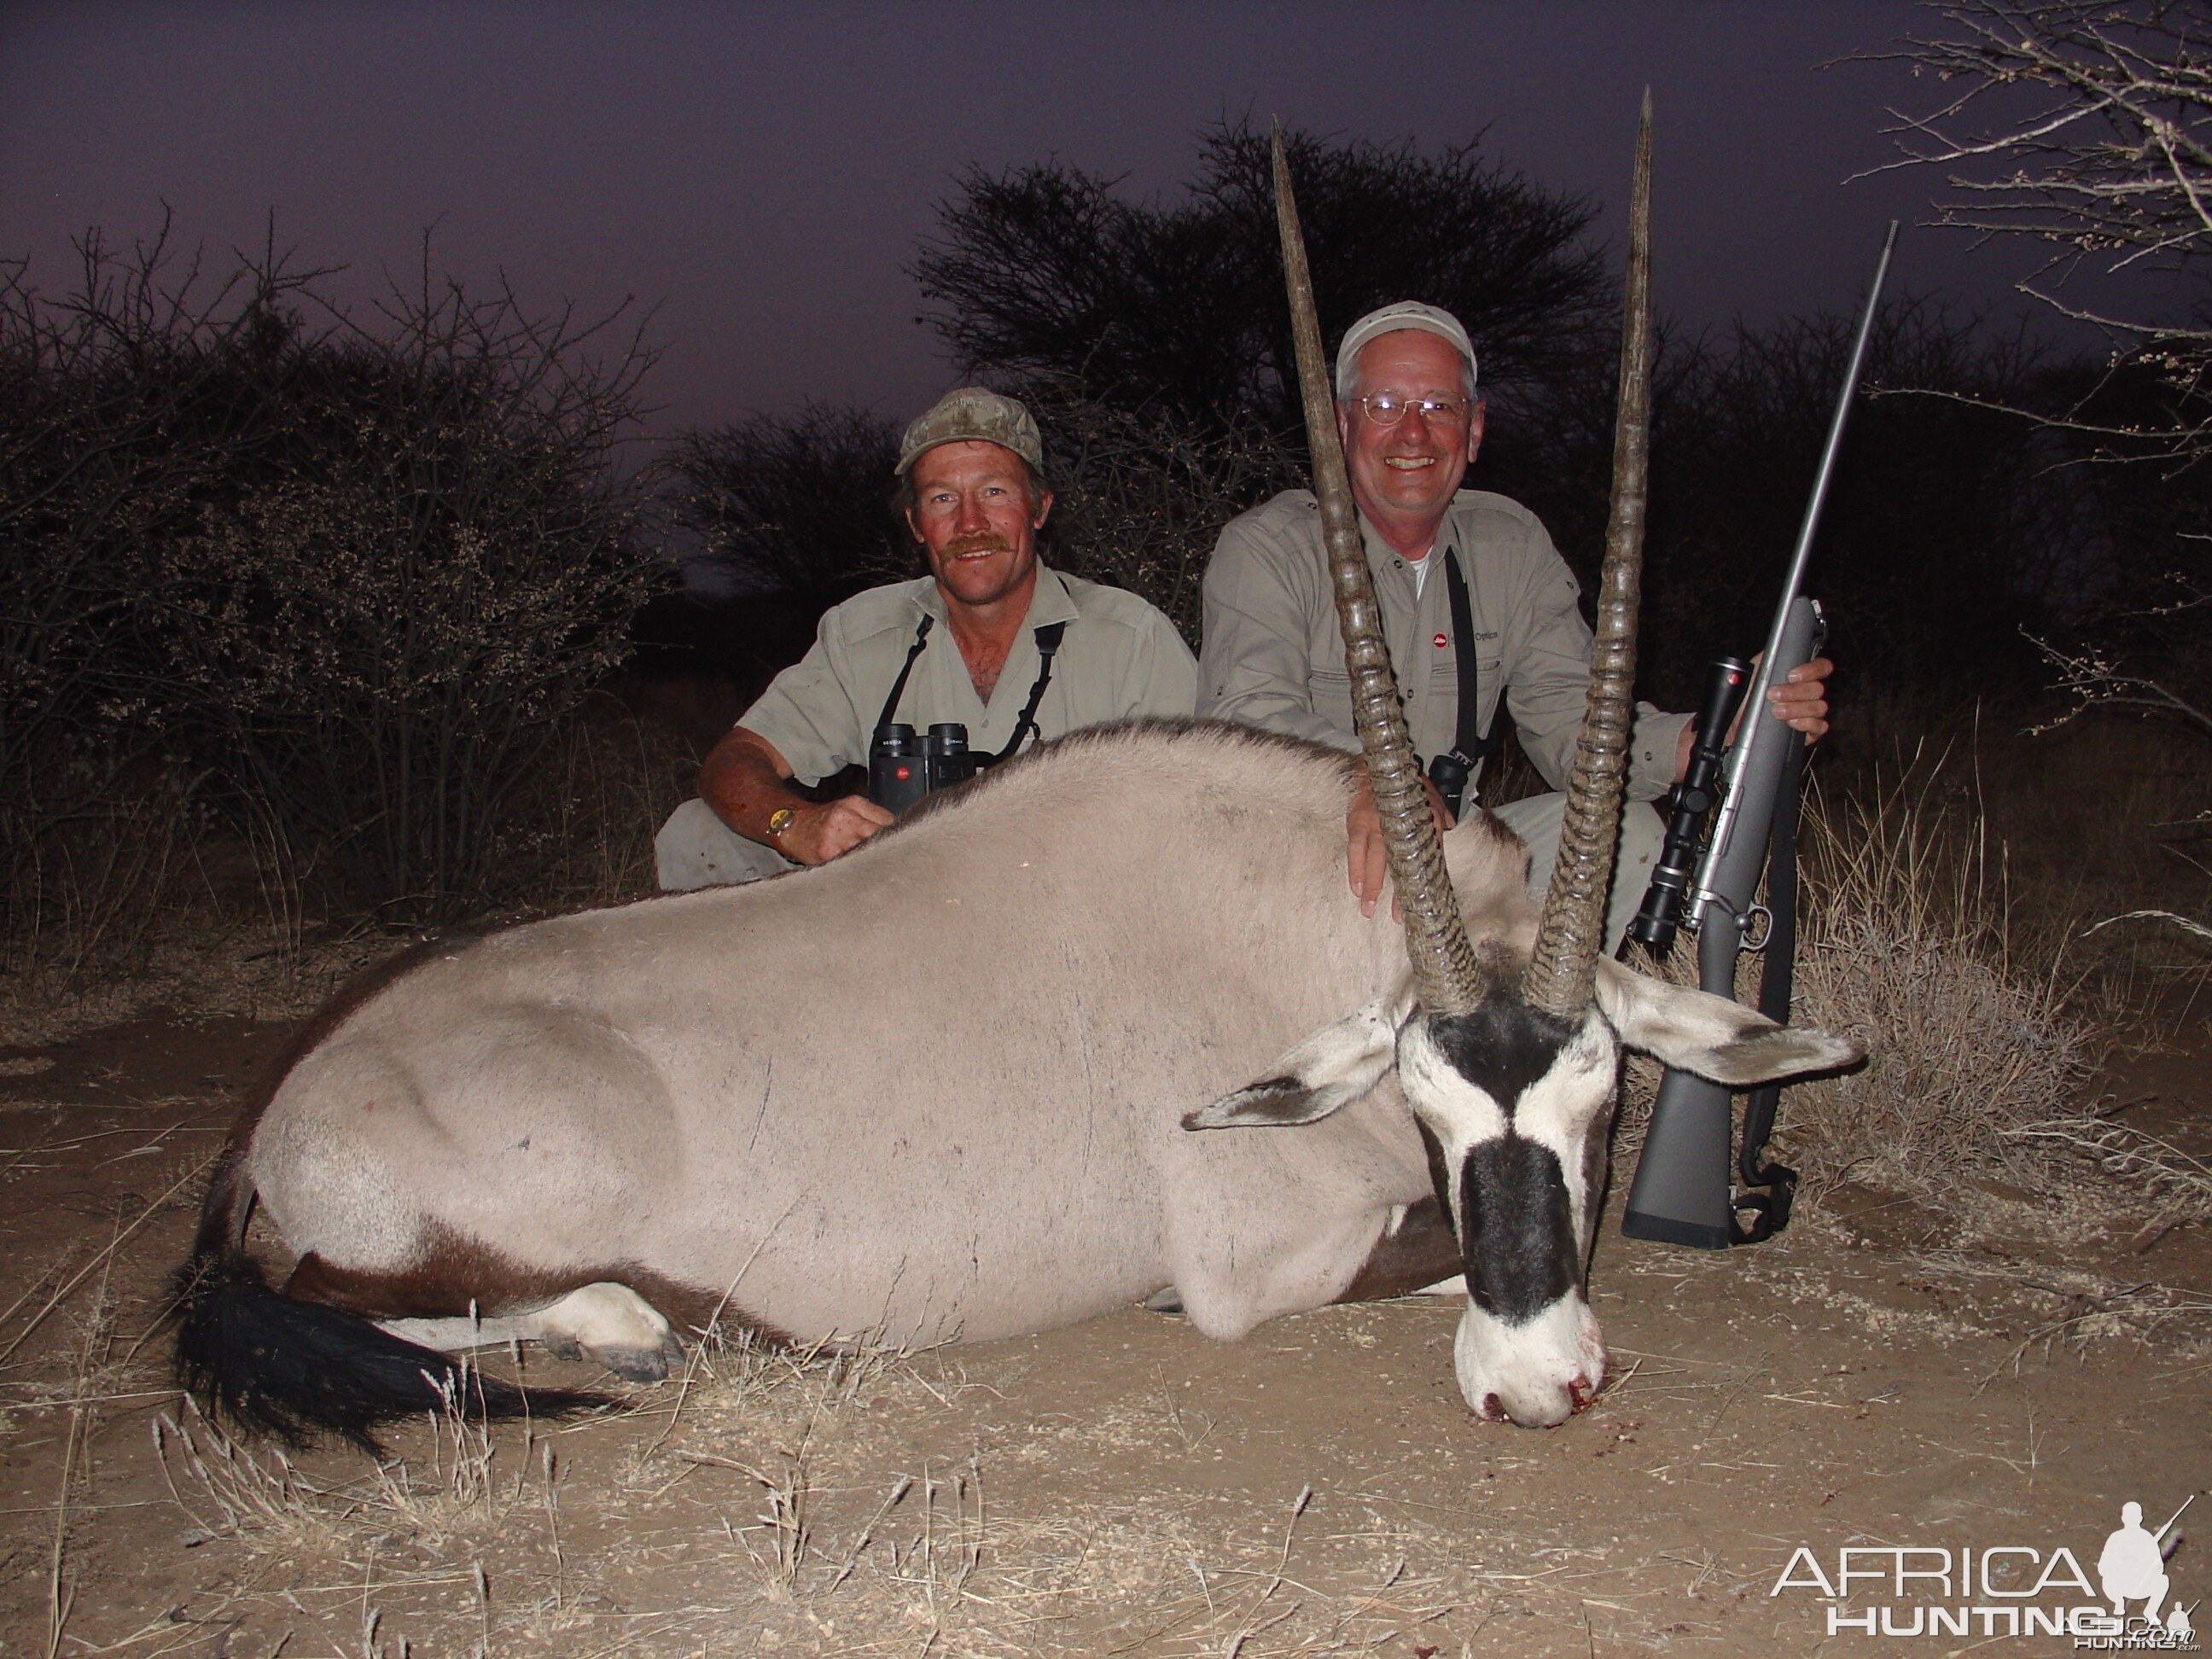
[1768,655,1832,738]
[1672,655,1836,780]
[777,795,894,865]
[697,725,894,866]
[1348,771,1456,918]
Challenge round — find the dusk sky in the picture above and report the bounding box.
[1,2,2075,439]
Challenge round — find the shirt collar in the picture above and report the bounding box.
[1355,514,1430,588]
[1353,509,1460,588]
[916,561,1074,631]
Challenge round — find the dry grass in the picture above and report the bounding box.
[0,714,690,1050]
[612,1335,1511,1656]
[153,1365,545,1563]
[505,710,694,913]
[1930,711,2212,1010]
[1778,757,2100,1193]
[1609,717,2212,1250]
[1617,746,2110,1203]
[2000,1112,2212,1238]
[84,1322,1515,1655]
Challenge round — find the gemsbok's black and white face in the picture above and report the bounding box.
[1191,953,1858,1428]
[1425,958,1860,1425]
[1397,996,1613,1428]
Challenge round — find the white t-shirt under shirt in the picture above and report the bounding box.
[1408,550,1435,600]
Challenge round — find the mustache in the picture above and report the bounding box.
[943,533,1014,557]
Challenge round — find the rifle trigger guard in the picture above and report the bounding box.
[1738,904,1774,952]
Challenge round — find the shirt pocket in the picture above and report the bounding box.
[1307,664,1355,730]
[1483,655,1510,722]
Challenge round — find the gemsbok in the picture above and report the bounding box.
[174,106,1860,1446]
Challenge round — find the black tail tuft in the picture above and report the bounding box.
[172,1248,608,1454]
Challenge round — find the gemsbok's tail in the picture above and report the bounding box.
[172,1154,604,1452]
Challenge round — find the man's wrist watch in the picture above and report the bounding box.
[765,806,796,841]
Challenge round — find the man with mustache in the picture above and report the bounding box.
[1199,303,1831,943]
[658,387,1197,885]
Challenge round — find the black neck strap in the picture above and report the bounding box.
[874,612,1068,765]
[991,620,1067,761]
[874,613,935,734]
[1443,548,1498,767]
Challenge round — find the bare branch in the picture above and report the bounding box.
[1863,2,2212,460]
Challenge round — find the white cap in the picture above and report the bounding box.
[1335,301,1479,398]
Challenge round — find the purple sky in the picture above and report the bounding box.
[0,1,2068,438]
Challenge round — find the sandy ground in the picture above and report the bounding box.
[0,1006,2206,1656]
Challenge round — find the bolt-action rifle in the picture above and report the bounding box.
[1618,221,1897,1250]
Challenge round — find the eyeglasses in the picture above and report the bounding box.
[1351,393,1475,427]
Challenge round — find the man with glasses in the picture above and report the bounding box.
[1199,301,1831,944]
[656,387,1197,888]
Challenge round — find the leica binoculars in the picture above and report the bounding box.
[866,723,978,816]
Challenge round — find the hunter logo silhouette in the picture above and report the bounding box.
[2100,1496,2195,1636]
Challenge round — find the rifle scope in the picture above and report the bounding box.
[1626,655,1750,957]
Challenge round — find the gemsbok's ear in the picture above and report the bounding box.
[1183,985,1414,1130]
[1594,958,1865,1087]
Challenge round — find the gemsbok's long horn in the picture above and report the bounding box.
[1271,125,1484,1016]
[1520,90,1654,1019]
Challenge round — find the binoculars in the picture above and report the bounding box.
[867,723,977,816]
[1425,752,1473,819]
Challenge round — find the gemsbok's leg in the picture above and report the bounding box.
[1332,1196,1463,1303]
[380,1284,682,1382]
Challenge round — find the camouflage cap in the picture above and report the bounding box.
[1335,301,1479,398]
[894,387,1045,474]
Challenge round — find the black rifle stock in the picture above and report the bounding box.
[1619,221,1896,1250]
[1621,597,1825,1247]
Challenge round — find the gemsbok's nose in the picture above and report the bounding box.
[1457,1295,1609,1428]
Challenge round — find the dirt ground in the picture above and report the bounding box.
[0,1003,2206,1656]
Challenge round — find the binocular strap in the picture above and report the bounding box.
[874,614,1067,766]
[874,614,938,734]
[1442,550,1499,773]
[989,620,1067,763]
[1424,551,1500,818]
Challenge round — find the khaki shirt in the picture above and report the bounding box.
[1199,489,1688,800]
[742,565,1198,785]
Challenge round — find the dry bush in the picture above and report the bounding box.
[152,282,664,925]
[1621,749,2102,1200]
[1778,762,2098,1192]
[1,230,667,940]
[0,714,687,1045]
[1026,381,1297,643]
[1877,0,2212,466]
[496,711,694,914]
[0,235,311,937]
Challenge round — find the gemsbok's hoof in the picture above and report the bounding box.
[596,1341,680,1383]
[536,1283,681,1382]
